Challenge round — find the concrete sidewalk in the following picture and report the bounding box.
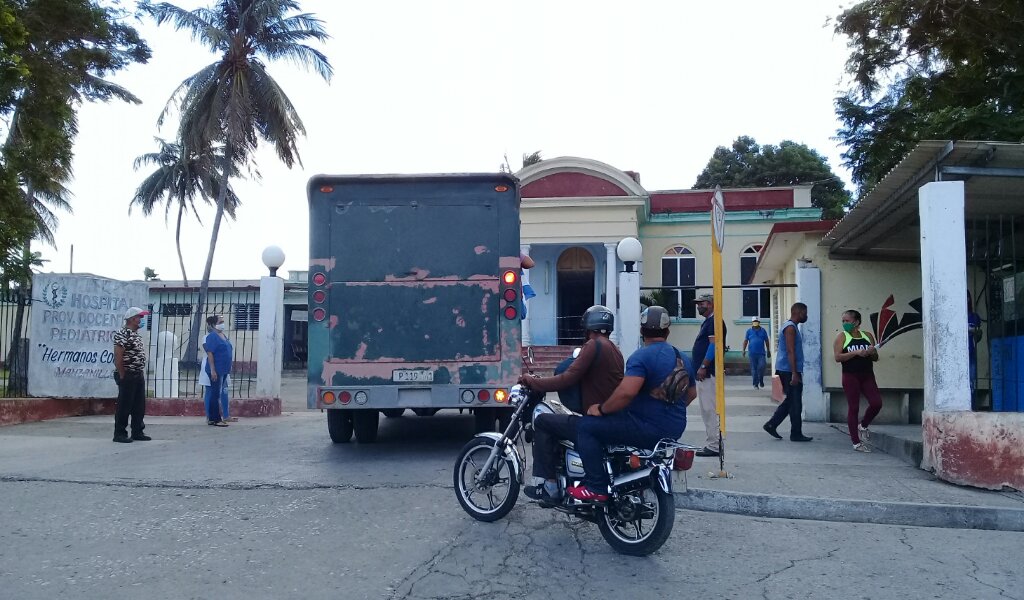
[675,376,1024,531]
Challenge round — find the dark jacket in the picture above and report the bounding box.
[528,336,624,412]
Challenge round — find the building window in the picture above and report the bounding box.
[234,303,260,330]
[661,245,696,318]
[740,245,770,318]
[161,303,193,317]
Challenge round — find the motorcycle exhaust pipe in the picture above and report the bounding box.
[611,467,656,490]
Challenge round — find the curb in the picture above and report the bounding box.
[0,397,281,426]
[675,488,1024,532]
[832,424,924,469]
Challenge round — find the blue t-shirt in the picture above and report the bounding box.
[745,327,769,355]
[692,315,726,372]
[204,332,233,377]
[624,341,695,438]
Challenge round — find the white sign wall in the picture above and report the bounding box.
[28,274,149,398]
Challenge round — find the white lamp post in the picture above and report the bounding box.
[257,245,286,399]
[616,237,643,355]
[261,245,286,277]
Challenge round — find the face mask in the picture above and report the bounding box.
[842,322,856,333]
[215,323,227,332]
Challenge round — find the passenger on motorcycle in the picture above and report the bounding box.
[568,305,697,502]
[518,305,625,502]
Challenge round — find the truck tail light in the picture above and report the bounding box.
[313,272,327,286]
[503,271,517,285]
[313,308,326,321]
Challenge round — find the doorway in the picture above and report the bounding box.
[557,247,595,345]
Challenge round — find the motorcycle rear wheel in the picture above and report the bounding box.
[453,437,519,522]
[598,480,674,556]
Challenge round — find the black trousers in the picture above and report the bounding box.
[114,371,146,437]
[767,371,803,438]
[531,413,579,479]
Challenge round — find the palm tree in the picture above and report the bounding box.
[141,0,333,362]
[130,137,240,286]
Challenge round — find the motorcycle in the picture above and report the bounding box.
[453,380,699,556]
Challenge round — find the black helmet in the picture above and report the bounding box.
[582,305,614,334]
[640,306,671,331]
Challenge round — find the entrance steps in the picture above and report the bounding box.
[522,344,577,377]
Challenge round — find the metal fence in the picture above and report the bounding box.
[147,289,259,399]
[1,289,32,397]
[0,287,261,399]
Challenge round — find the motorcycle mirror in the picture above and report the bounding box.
[572,347,582,359]
[525,346,535,365]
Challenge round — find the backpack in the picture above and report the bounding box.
[553,338,604,413]
[650,347,693,406]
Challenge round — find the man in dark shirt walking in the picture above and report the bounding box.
[692,294,726,457]
[112,307,150,443]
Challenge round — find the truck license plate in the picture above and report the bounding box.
[392,369,433,383]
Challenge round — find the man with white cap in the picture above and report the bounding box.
[113,307,150,443]
[742,316,771,389]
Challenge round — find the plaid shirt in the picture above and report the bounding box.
[113,327,146,372]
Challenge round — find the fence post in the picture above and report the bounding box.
[256,275,285,399]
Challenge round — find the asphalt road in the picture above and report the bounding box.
[1,409,1021,599]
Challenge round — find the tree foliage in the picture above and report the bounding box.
[141,0,331,360]
[131,137,240,285]
[693,136,851,219]
[0,0,150,280]
[834,0,1024,191]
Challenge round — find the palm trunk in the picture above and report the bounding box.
[184,147,232,365]
[175,204,189,286]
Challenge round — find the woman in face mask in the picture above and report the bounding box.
[203,315,234,427]
[833,310,881,452]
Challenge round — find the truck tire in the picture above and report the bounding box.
[382,409,405,418]
[353,409,380,443]
[327,410,353,443]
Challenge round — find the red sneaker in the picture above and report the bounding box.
[567,484,608,502]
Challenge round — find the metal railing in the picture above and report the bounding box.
[0,288,261,399]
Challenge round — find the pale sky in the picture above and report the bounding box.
[36,0,857,282]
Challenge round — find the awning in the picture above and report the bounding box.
[821,141,1024,260]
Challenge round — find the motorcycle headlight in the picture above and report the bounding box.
[508,384,526,407]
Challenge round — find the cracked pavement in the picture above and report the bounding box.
[1,411,1021,599]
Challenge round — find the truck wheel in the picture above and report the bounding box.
[382,409,405,418]
[327,410,353,443]
[412,408,439,417]
[353,410,380,443]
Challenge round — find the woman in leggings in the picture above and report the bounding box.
[833,309,881,452]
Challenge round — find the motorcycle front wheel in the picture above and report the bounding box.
[598,480,675,556]
[453,437,519,522]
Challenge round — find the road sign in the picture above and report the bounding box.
[712,186,725,252]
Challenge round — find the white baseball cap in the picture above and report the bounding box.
[751,317,761,323]
[124,307,150,321]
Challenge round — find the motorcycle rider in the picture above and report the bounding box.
[518,305,624,502]
[568,305,697,502]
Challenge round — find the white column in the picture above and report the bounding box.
[520,244,532,347]
[618,270,641,356]
[256,275,285,399]
[796,264,825,421]
[920,181,970,412]
[604,243,620,345]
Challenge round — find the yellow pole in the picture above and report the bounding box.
[711,186,728,476]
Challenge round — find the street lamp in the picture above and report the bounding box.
[617,237,642,273]
[261,245,285,277]
[615,237,643,354]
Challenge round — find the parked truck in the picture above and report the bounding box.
[307,173,523,442]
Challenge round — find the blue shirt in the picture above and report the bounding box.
[745,327,769,355]
[774,320,804,373]
[204,331,233,377]
[692,315,726,372]
[624,341,695,438]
